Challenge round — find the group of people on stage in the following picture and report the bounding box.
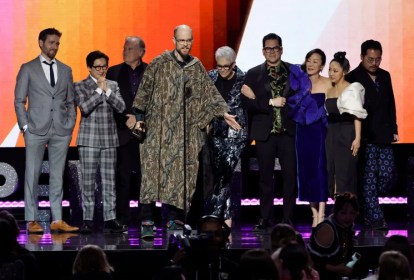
[14,24,398,238]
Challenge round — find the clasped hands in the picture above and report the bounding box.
[97,77,108,92]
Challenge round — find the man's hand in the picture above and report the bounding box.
[241,85,256,99]
[125,114,136,129]
[132,121,146,132]
[97,77,108,92]
[270,97,286,107]
[224,113,241,130]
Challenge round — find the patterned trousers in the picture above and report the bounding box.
[362,144,396,222]
[78,146,117,221]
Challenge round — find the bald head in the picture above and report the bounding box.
[174,24,192,38]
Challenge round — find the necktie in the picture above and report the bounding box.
[43,61,55,87]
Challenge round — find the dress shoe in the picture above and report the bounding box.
[80,220,94,234]
[103,219,128,233]
[50,220,79,233]
[27,221,44,234]
[253,218,272,232]
[141,220,156,239]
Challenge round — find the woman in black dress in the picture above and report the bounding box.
[325,52,367,196]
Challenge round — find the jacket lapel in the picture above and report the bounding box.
[33,59,53,93]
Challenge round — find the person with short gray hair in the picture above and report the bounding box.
[204,46,248,229]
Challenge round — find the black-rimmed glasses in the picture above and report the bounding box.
[92,65,108,71]
[216,64,234,70]
[263,46,282,53]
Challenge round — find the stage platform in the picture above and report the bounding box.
[2,144,414,278]
[4,204,414,280]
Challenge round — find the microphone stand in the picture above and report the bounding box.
[182,75,192,236]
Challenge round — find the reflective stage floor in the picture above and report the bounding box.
[12,209,414,280]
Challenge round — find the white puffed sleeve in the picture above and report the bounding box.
[337,82,368,119]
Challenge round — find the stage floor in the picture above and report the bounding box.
[12,217,414,280]
[18,220,414,252]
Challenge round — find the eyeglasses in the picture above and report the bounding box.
[216,63,234,70]
[175,38,193,45]
[92,65,108,71]
[264,46,282,53]
[366,57,382,64]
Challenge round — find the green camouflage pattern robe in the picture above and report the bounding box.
[133,51,229,210]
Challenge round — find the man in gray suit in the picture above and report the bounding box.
[14,28,79,234]
[74,50,127,234]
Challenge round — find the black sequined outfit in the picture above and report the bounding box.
[206,66,248,220]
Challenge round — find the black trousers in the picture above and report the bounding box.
[116,138,141,224]
[255,133,297,222]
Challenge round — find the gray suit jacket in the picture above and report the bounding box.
[74,76,126,148]
[14,56,77,136]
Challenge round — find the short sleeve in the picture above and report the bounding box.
[337,82,368,119]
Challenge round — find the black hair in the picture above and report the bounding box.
[239,249,279,280]
[262,33,282,48]
[361,39,382,56]
[86,50,109,68]
[333,192,359,214]
[279,242,309,280]
[301,48,326,72]
[38,28,62,41]
[0,210,19,238]
[331,51,350,73]
[197,215,231,243]
[383,235,414,268]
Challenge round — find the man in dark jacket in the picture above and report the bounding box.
[106,36,148,226]
[241,33,296,231]
[346,39,398,230]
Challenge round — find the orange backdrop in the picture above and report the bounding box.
[1,0,413,147]
[0,0,229,147]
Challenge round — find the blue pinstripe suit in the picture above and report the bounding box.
[74,76,126,221]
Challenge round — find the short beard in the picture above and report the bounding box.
[175,48,190,61]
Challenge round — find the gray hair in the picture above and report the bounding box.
[125,36,146,56]
[215,46,236,63]
[126,36,145,48]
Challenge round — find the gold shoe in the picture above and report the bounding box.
[27,221,44,234]
[50,220,79,233]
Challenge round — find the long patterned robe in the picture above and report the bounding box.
[132,51,229,210]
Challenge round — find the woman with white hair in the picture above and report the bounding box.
[205,46,248,229]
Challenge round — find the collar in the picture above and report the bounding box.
[89,74,98,84]
[39,54,56,64]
